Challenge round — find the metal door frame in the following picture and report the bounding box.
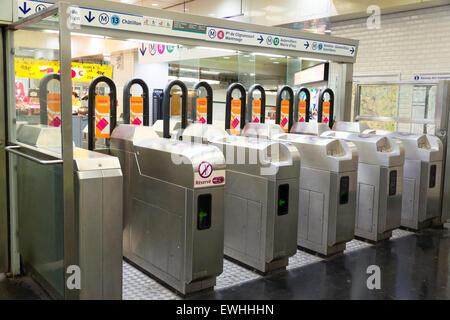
[5,3,77,299]
[0,27,9,275]
[3,0,359,298]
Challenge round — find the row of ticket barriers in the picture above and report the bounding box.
[16,74,446,299]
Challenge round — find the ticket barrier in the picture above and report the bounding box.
[247,84,266,124]
[241,87,358,256]
[321,131,405,241]
[318,88,335,129]
[364,130,444,230]
[270,133,358,255]
[293,87,311,123]
[183,82,300,273]
[123,78,150,126]
[82,75,117,151]
[182,81,229,143]
[105,80,226,295]
[13,124,123,299]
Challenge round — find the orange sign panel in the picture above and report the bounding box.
[322,101,330,124]
[252,99,261,123]
[298,100,307,123]
[47,93,61,127]
[280,100,290,132]
[196,98,208,123]
[95,95,110,139]
[130,96,143,125]
[230,99,241,135]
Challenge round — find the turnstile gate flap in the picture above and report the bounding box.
[322,131,405,167]
[134,138,226,189]
[209,135,300,179]
[241,122,285,140]
[290,122,330,136]
[274,134,358,173]
[110,124,159,152]
[363,130,444,162]
[182,122,229,144]
[333,121,370,133]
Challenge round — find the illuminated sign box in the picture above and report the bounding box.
[294,63,329,85]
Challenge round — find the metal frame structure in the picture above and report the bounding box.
[5,3,76,299]
[0,0,360,299]
[0,28,9,274]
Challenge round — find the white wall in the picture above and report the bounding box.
[134,60,169,123]
[331,5,450,80]
[331,4,450,133]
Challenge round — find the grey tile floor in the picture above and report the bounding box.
[122,228,414,300]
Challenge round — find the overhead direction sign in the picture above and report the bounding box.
[18,0,357,58]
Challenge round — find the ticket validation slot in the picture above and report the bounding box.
[294,87,311,123]
[87,75,117,151]
[247,84,266,124]
[192,81,213,125]
[123,78,149,126]
[39,72,61,127]
[163,80,188,139]
[275,85,294,133]
[317,88,334,129]
[225,83,246,135]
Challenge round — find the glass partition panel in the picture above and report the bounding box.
[13,26,62,155]
[8,12,66,298]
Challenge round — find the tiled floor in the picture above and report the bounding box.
[3,227,448,300]
[121,228,414,300]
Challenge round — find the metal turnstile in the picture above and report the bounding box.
[210,135,300,272]
[271,134,358,255]
[183,82,300,273]
[364,130,444,230]
[321,131,405,241]
[15,124,123,299]
[107,80,226,295]
[241,92,358,256]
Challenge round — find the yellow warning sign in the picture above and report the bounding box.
[14,58,113,82]
[196,98,208,123]
[322,101,330,125]
[252,99,261,123]
[280,100,290,132]
[47,93,61,127]
[130,96,143,125]
[230,99,241,135]
[95,95,110,139]
[298,100,307,122]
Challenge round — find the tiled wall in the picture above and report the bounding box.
[331,5,449,132]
